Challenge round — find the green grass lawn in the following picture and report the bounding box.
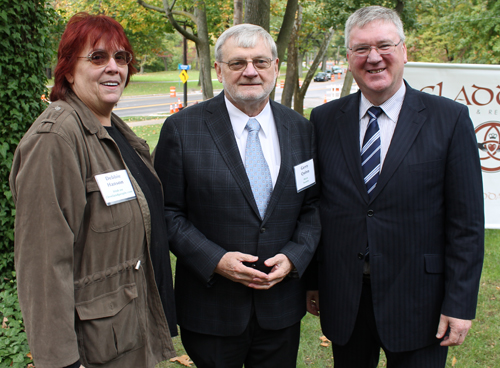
[132,124,500,367]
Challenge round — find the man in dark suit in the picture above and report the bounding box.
[306,6,484,368]
[154,24,321,368]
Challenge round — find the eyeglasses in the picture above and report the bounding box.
[77,50,133,66]
[219,58,274,71]
[348,40,402,57]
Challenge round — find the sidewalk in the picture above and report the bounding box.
[127,119,165,127]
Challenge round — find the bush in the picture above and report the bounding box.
[0,1,58,366]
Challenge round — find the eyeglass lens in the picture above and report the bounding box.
[90,51,132,66]
[352,41,400,56]
[227,58,272,71]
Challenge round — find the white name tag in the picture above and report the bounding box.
[95,170,136,206]
[294,159,316,193]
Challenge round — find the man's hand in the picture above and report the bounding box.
[215,252,269,287]
[436,314,472,346]
[306,290,320,316]
[247,254,294,289]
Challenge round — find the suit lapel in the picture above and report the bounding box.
[204,93,261,217]
[338,92,370,201]
[264,101,292,222]
[370,85,426,200]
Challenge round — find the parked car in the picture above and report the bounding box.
[332,66,344,75]
[314,72,329,82]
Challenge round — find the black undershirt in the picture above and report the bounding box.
[104,124,176,335]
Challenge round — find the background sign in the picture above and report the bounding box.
[404,62,500,228]
[178,64,191,70]
[179,70,188,84]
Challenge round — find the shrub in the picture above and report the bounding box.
[0,1,58,366]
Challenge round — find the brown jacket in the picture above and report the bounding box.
[9,92,175,368]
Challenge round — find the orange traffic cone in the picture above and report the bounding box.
[170,104,174,113]
[178,98,183,109]
[174,103,179,113]
[324,94,328,103]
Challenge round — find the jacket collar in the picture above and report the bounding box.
[65,90,150,154]
[370,81,426,200]
[204,92,293,222]
[65,90,102,135]
[338,81,427,203]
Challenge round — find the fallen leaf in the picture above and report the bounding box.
[170,355,193,367]
[27,352,33,360]
[2,317,8,329]
[319,335,331,347]
[319,335,331,342]
[27,364,35,368]
[452,356,457,366]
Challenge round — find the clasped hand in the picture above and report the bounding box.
[215,252,294,289]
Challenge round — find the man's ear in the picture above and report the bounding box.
[214,62,223,83]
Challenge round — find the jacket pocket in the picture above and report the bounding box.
[76,284,144,365]
[424,254,444,274]
[408,159,443,172]
[86,177,133,232]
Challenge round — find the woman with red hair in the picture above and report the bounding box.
[10,13,176,368]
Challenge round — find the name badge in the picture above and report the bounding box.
[294,159,316,193]
[95,170,136,206]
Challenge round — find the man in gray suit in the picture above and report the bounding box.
[154,24,321,368]
[306,6,484,368]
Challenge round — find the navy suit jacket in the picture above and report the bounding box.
[154,92,321,336]
[310,82,484,352]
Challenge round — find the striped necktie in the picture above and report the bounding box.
[245,118,273,218]
[361,107,382,197]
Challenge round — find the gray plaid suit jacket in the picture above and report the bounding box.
[154,92,321,336]
[309,81,484,352]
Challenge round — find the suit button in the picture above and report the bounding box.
[260,228,266,233]
[367,210,374,217]
[358,253,364,260]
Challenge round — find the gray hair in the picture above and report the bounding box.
[345,6,405,48]
[215,24,278,61]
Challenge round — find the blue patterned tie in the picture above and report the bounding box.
[361,107,382,198]
[245,118,272,218]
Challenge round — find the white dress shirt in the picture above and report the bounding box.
[225,96,281,187]
[359,83,406,170]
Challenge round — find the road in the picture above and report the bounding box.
[113,79,350,118]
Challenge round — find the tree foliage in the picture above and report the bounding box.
[0,1,58,366]
[406,0,500,64]
[54,0,174,73]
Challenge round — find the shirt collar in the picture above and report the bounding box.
[359,82,406,123]
[224,95,272,138]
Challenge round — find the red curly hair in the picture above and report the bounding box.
[50,12,137,102]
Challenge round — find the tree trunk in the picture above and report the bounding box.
[294,27,334,115]
[281,5,301,107]
[297,52,304,78]
[321,52,328,71]
[269,0,298,101]
[244,0,270,31]
[138,0,214,99]
[162,57,168,71]
[395,0,404,14]
[198,58,203,87]
[275,0,298,69]
[194,6,213,99]
[340,70,354,98]
[234,0,243,25]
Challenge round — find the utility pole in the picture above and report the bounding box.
[183,23,188,109]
